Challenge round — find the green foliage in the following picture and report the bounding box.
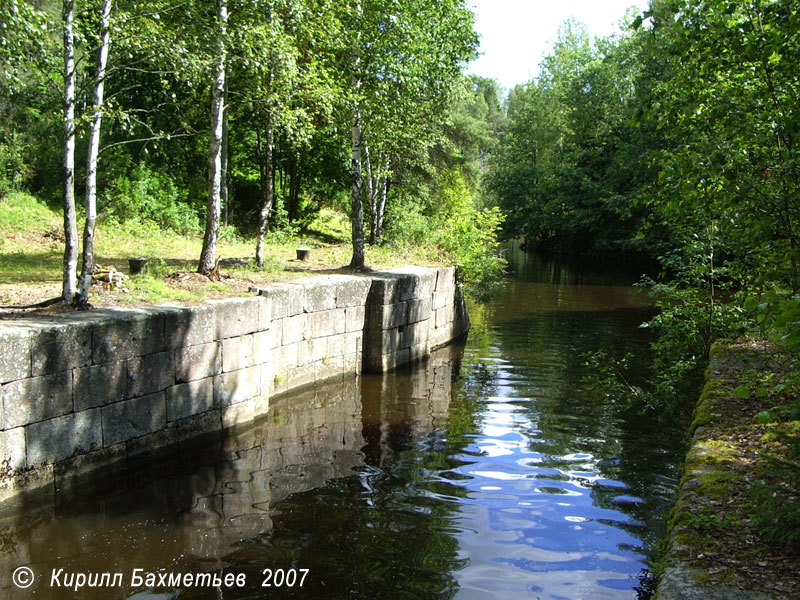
[0,133,32,193]
[101,164,200,235]
[749,426,800,552]
[384,166,506,300]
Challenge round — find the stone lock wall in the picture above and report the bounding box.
[0,266,468,505]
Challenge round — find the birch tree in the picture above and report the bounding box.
[75,0,113,306]
[341,0,477,268]
[198,0,228,275]
[62,0,79,303]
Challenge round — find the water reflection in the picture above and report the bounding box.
[0,374,367,599]
[450,253,680,599]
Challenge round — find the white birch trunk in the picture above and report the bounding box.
[199,0,228,275]
[61,0,78,303]
[75,0,112,305]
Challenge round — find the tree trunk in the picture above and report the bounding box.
[364,144,378,245]
[349,69,366,267]
[286,153,299,222]
[375,174,389,242]
[255,116,274,267]
[61,0,78,303]
[198,0,228,275]
[221,65,230,228]
[74,0,112,307]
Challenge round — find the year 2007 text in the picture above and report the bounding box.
[262,568,309,588]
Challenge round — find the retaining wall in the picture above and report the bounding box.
[0,266,468,506]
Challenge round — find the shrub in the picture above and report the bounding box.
[101,163,200,234]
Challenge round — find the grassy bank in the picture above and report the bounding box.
[0,191,444,309]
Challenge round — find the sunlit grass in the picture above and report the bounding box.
[0,191,445,303]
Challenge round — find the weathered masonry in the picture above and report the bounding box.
[0,266,469,505]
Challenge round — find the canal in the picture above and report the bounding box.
[0,250,682,599]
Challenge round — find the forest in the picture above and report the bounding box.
[1,0,504,305]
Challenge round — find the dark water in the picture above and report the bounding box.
[0,252,682,600]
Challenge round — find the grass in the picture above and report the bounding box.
[0,191,444,306]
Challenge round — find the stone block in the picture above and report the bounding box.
[0,426,26,471]
[408,267,437,300]
[277,342,299,372]
[281,313,307,345]
[214,365,261,407]
[430,324,454,349]
[257,296,272,331]
[307,308,346,338]
[102,392,166,446]
[302,278,337,312]
[335,276,372,308]
[221,397,257,429]
[259,362,272,399]
[127,351,175,397]
[92,309,165,364]
[25,409,102,466]
[252,330,272,365]
[73,360,126,410]
[260,283,304,319]
[367,273,415,305]
[0,327,31,384]
[30,321,92,376]
[345,305,366,333]
[212,297,260,339]
[272,371,288,397]
[432,290,451,310]
[400,319,430,350]
[345,331,364,356]
[367,302,409,330]
[435,305,455,329]
[287,364,316,390]
[2,371,72,428]
[222,334,255,372]
[297,337,326,366]
[54,442,126,484]
[174,341,220,383]
[162,304,216,349]
[166,378,214,422]
[435,267,456,292]
[326,333,348,358]
[408,298,432,324]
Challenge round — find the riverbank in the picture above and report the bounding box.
[657,340,800,599]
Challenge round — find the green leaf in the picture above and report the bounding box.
[732,385,751,399]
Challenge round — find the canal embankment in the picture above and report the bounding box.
[0,266,469,507]
[656,341,800,600]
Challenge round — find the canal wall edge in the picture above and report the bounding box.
[0,266,469,506]
[655,343,772,600]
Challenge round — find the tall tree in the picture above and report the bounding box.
[198,0,228,275]
[75,0,113,306]
[341,0,477,268]
[62,0,79,303]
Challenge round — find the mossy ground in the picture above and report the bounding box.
[663,340,800,599]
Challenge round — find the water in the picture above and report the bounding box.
[0,252,682,599]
